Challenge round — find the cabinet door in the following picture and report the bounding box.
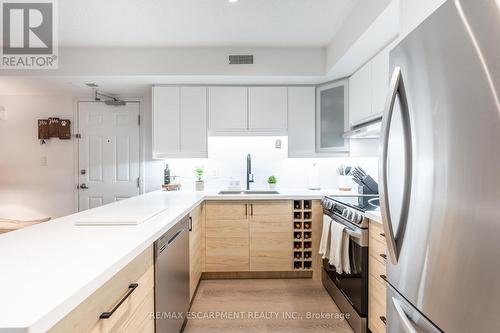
[248,87,287,130]
[316,80,349,154]
[152,86,180,157]
[371,46,390,116]
[288,87,316,157]
[249,201,292,271]
[208,87,248,131]
[205,202,249,272]
[49,247,154,333]
[348,62,372,126]
[189,204,203,301]
[180,87,207,157]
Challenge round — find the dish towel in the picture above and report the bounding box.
[328,221,346,274]
[341,228,351,274]
[319,216,332,259]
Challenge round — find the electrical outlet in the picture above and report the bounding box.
[40,156,47,166]
[275,139,282,149]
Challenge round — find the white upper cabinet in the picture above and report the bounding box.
[248,87,287,131]
[316,80,349,154]
[209,86,288,134]
[371,46,390,115]
[152,86,207,158]
[180,87,207,155]
[287,87,316,157]
[208,87,247,131]
[153,86,180,156]
[348,61,372,126]
[348,44,391,127]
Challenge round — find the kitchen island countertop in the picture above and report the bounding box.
[0,188,353,333]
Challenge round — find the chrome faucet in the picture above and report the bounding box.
[246,153,254,190]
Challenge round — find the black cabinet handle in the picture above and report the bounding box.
[189,216,193,231]
[380,253,387,260]
[380,274,387,282]
[251,204,253,216]
[380,232,385,237]
[380,316,387,325]
[100,283,138,319]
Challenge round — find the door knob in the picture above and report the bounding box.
[79,184,88,189]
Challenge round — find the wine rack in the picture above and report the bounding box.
[293,200,313,270]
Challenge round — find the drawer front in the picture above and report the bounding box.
[49,246,154,333]
[369,276,387,333]
[205,237,249,272]
[369,221,387,244]
[369,252,387,286]
[206,201,247,220]
[250,201,292,217]
[370,236,387,265]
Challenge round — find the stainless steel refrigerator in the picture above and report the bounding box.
[379,0,500,332]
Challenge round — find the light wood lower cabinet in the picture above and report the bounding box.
[49,246,154,333]
[189,204,203,301]
[204,200,293,272]
[250,201,292,271]
[205,201,249,272]
[369,220,387,333]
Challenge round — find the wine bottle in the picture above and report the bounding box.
[164,164,171,185]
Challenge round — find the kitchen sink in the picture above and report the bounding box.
[218,190,280,195]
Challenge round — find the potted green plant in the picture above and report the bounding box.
[194,166,205,191]
[267,175,277,190]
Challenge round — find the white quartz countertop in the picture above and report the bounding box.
[0,188,353,333]
[366,210,383,224]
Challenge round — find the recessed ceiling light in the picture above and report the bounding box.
[228,0,238,3]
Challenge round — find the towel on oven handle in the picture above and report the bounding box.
[319,215,332,258]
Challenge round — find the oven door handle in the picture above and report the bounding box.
[344,228,361,239]
[344,227,368,247]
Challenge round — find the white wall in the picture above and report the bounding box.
[146,136,378,192]
[0,47,325,77]
[0,96,76,220]
[399,0,446,39]
[325,0,393,75]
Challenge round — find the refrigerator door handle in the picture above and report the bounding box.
[392,297,418,333]
[379,66,413,264]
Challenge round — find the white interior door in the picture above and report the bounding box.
[78,101,140,211]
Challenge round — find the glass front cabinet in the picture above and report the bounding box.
[316,80,349,154]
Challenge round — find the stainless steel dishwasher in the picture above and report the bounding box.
[155,215,190,333]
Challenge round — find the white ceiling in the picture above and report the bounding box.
[59,0,358,47]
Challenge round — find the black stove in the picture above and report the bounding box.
[326,195,379,212]
[322,195,379,229]
[320,194,379,333]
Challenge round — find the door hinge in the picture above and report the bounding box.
[137,177,140,188]
[138,115,141,126]
[75,133,81,139]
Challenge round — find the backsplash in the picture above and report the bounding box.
[146,136,379,192]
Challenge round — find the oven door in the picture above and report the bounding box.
[322,217,369,316]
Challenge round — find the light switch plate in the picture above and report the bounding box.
[0,106,6,121]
